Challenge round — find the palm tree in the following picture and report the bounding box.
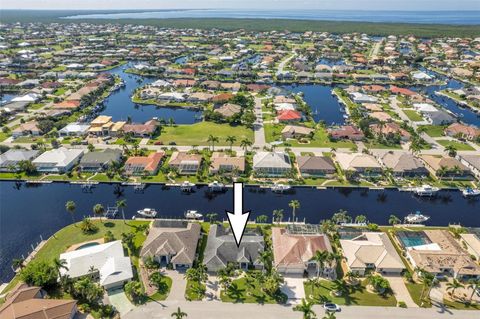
[444,145,457,157]
[467,278,480,302]
[226,135,237,151]
[293,298,316,319]
[93,204,105,223]
[289,199,300,223]
[311,250,328,278]
[12,258,25,271]
[171,307,187,319]
[65,200,76,226]
[322,313,336,319]
[388,214,401,226]
[446,279,464,299]
[207,134,219,151]
[354,215,367,224]
[240,138,253,152]
[272,209,284,224]
[53,258,68,278]
[116,199,127,223]
[257,250,273,273]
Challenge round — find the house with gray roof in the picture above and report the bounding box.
[140,221,201,270]
[379,151,428,177]
[297,156,336,177]
[253,151,291,176]
[457,155,480,179]
[79,149,122,172]
[203,224,264,272]
[0,149,40,172]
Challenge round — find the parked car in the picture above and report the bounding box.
[323,303,341,312]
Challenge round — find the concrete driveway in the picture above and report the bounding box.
[164,270,187,302]
[107,288,135,316]
[281,276,305,303]
[384,274,418,308]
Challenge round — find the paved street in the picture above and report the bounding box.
[123,300,478,319]
[253,97,267,148]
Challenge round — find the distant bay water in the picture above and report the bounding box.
[63,9,480,25]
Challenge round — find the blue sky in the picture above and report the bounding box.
[2,0,479,11]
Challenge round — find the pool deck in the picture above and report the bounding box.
[66,239,104,252]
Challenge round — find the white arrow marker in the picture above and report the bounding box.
[226,182,251,247]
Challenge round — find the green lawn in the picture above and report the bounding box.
[149,276,172,301]
[150,122,253,146]
[418,125,446,138]
[4,220,150,292]
[305,279,397,307]
[436,140,475,151]
[403,110,424,122]
[264,124,354,148]
[405,282,431,308]
[443,298,480,310]
[0,132,10,142]
[185,280,206,301]
[220,277,287,304]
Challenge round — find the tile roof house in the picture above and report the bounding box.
[0,149,40,172]
[277,110,302,123]
[12,121,41,138]
[370,122,411,141]
[79,149,122,172]
[168,152,202,175]
[460,233,480,261]
[281,125,314,139]
[140,221,201,269]
[405,230,480,279]
[340,232,405,275]
[124,152,165,175]
[297,156,336,177]
[445,123,480,140]
[253,151,291,176]
[214,103,242,117]
[379,152,428,177]
[335,152,383,176]
[121,120,159,137]
[32,148,84,173]
[60,240,133,289]
[0,283,77,319]
[457,155,480,179]
[272,226,335,276]
[328,125,364,141]
[209,152,245,174]
[203,224,264,272]
[420,155,473,180]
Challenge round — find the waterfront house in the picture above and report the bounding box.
[335,152,383,176]
[445,123,480,141]
[296,155,336,177]
[272,225,335,277]
[340,232,405,275]
[460,231,480,261]
[209,152,245,175]
[11,121,41,138]
[124,152,165,176]
[59,240,133,289]
[328,125,364,141]
[277,110,302,123]
[58,122,90,137]
[404,230,480,279]
[0,283,77,319]
[457,155,480,179]
[168,151,202,175]
[121,120,159,138]
[32,147,84,173]
[281,125,314,139]
[420,155,473,180]
[350,92,378,104]
[140,221,201,270]
[88,115,115,136]
[378,151,428,177]
[0,149,40,172]
[79,149,122,172]
[253,151,291,176]
[214,103,242,118]
[203,224,264,272]
[423,110,455,126]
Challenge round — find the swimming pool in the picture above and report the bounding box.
[396,231,431,248]
[75,242,100,250]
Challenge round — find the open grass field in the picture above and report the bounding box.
[403,110,424,122]
[150,122,253,146]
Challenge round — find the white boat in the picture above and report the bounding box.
[184,210,203,219]
[208,181,225,192]
[405,211,430,224]
[180,181,196,192]
[414,185,439,197]
[136,208,157,218]
[271,184,291,193]
[462,188,480,197]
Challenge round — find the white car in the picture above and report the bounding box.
[323,303,341,312]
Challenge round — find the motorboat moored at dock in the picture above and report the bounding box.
[413,185,439,197]
[136,208,158,218]
[404,211,430,224]
[184,210,203,219]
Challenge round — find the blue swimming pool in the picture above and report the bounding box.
[76,242,100,250]
[396,231,431,248]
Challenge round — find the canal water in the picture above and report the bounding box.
[99,63,202,124]
[1,181,478,283]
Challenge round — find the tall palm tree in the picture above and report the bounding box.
[93,204,105,223]
[53,258,68,278]
[311,250,328,278]
[444,145,457,157]
[257,250,273,274]
[65,200,76,226]
[116,199,127,223]
[207,134,219,151]
[226,135,237,151]
[171,307,187,319]
[446,279,464,299]
[467,278,480,302]
[289,200,300,223]
[293,298,316,319]
[240,138,253,152]
[272,209,284,224]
